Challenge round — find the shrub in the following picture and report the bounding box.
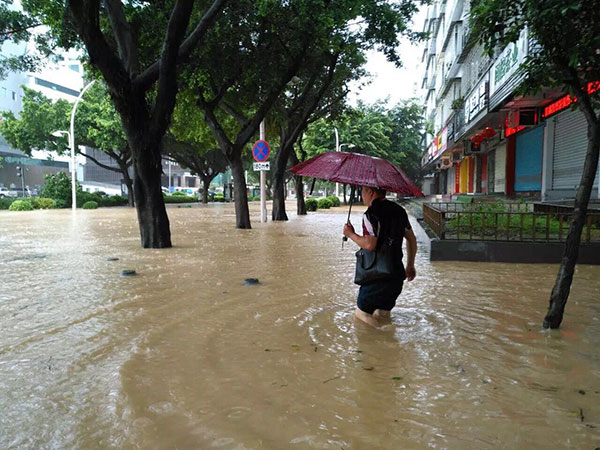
[9,200,34,211]
[99,195,128,207]
[305,198,318,211]
[164,195,196,204]
[39,172,80,208]
[0,198,16,210]
[77,191,103,207]
[33,197,56,209]
[214,194,225,202]
[317,198,333,209]
[82,201,98,209]
[327,195,341,207]
[172,191,186,197]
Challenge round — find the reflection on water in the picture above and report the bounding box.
[0,203,599,449]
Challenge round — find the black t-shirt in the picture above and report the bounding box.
[362,198,412,278]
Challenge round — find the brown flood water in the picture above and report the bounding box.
[0,202,599,449]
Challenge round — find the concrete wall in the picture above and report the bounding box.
[431,239,600,264]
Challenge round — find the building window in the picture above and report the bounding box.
[34,77,80,97]
[12,91,16,101]
[1,87,6,97]
[68,64,80,73]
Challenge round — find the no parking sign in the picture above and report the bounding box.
[252,140,270,162]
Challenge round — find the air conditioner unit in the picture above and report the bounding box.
[441,158,453,169]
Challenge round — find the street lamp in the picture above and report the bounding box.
[52,79,96,211]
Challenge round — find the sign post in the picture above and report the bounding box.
[253,122,270,222]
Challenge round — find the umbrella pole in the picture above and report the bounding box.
[342,185,355,249]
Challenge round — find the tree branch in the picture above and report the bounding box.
[103,0,140,76]
[149,0,195,137]
[134,0,228,91]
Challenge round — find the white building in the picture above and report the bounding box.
[419,0,599,202]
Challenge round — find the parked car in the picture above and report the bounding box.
[0,187,17,198]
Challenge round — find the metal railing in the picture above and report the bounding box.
[423,202,600,243]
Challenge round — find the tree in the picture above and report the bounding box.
[193,0,425,228]
[13,0,227,247]
[470,0,600,328]
[0,85,135,206]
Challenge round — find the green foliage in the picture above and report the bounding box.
[82,201,98,209]
[317,198,333,209]
[163,195,197,204]
[32,197,56,209]
[302,99,425,182]
[39,172,79,208]
[0,197,16,209]
[305,198,318,211]
[213,194,225,202]
[8,200,34,211]
[327,195,341,207]
[171,191,187,197]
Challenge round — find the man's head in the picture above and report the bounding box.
[361,186,386,206]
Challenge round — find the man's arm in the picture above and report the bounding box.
[343,222,377,251]
[404,228,417,281]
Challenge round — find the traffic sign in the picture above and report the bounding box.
[253,162,270,171]
[252,140,270,162]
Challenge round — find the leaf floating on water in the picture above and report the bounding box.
[291,345,300,351]
[578,389,586,395]
[362,366,374,371]
[355,350,363,353]
[392,376,403,380]
[314,347,318,352]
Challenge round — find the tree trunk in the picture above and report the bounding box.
[229,152,251,228]
[272,143,290,221]
[202,177,210,203]
[543,120,599,329]
[295,174,306,215]
[121,164,135,207]
[132,140,172,248]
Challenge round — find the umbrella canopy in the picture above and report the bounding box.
[289,151,424,197]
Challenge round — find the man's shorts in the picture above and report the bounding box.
[357,278,404,315]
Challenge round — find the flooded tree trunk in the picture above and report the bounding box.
[295,174,306,215]
[272,139,290,221]
[229,152,251,229]
[120,163,135,207]
[132,139,172,248]
[202,177,210,204]
[543,119,599,329]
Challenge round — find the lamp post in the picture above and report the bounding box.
[336,142,355,198]
[52,79,96,211]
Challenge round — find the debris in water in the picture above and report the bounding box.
[244,278,259,286]
[121,269,136,276]
[362,366,374,371]
[106,257,119,261]
[323,375,341,384]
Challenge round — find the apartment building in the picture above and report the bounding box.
[420,0,599,202]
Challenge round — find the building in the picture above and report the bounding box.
[420,0,599,202]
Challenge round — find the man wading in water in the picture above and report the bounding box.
[342,186,417,327]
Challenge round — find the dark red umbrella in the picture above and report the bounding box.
[289,151,423,197]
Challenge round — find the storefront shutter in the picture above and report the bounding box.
[552,109,598,191]
[515,126,543,191]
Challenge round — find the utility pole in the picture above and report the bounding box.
[260,120,267,223]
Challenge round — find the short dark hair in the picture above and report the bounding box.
[364,186,386,197]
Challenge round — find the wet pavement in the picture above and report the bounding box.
[0,202,599,449]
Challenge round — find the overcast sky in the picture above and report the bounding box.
[348,8,426,107]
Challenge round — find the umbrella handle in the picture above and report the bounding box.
[342,186,355,247]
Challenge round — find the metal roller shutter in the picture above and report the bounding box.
[552,109,598,191]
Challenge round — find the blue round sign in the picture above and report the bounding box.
[252,140,270,162]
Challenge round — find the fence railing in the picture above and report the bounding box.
[423,203,600,243]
